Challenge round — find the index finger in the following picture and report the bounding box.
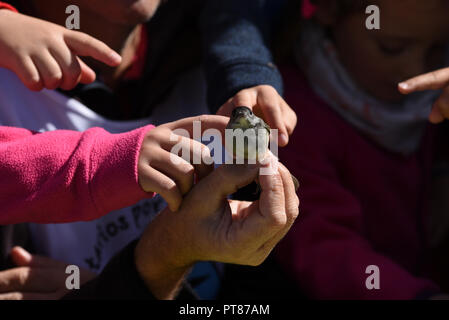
[0,267,62,293]
[399,68,449,94]
[163,115,230,138]
[64,30,122,67]
[10,247,67,268]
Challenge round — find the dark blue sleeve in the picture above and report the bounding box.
[200,0,288,113]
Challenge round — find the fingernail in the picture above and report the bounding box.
[13,247,32,262]
[109,52,122,64]
[398,82,409,90]
[203,153,214,165]
[280,134,288,146]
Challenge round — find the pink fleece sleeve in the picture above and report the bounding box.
[0,124,155,225]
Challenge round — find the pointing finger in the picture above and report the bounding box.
[399,68,449,94]
[64,30,122,67]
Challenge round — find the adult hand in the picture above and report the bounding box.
[399,67,449,124]
[135,153,300,299]
[0,247,96,300]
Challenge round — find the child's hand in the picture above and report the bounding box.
[0,10,122,91]
[138,116,228,212]
[399,68,449,124]
[0,247,96,300]
[217,85,297,147]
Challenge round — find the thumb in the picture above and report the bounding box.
[398,68,449,94]
[188,163,260,216]
[10,247,66,268]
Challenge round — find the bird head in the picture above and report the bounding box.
[229,107,254,129]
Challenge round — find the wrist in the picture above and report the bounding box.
[134,208,195,299]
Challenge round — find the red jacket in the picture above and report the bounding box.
[276,65,440,299]
[0,2,16,12]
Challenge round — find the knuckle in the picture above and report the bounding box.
[267,174,284,193]
[232,249,251,265]
[144,128,165,145]
[430,71,439,82]
[258,84,276,93]
[160,179,178,193]
[178,163,195,176]
[48,72,63,81]
[262,101,278,112]
[267,212,288,228]
[65,64,82,80]
[197,114,212,125]
[236,87,252,96]
[289,109,298,124]
[200,146,213,163]
[295,196,300,210]
[233,91,254,105]
[40,34,57,46]
[45,73,63,89]
[73,31,90,45]
[137,158,148,173]
[289,201,300,220]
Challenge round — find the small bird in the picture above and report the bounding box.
[226,106,271,161]
[226,106,299,191]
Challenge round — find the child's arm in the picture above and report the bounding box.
[0,115,227,225]
[0,9,122,91]
[0,125,154,225]
[200,0,297,146]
